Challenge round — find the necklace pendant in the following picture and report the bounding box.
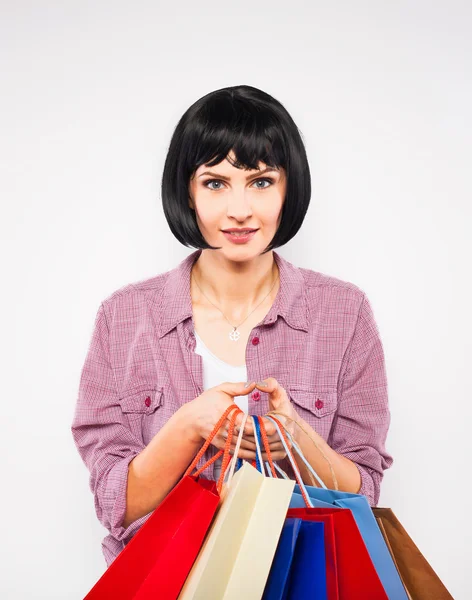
[229,327,240,342]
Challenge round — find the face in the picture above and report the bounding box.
[188,151,286,259]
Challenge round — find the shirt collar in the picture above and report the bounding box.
[157,248,308,338]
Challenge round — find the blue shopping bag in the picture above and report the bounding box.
[285,520,327,600]
[262,518,302,600]
[265,415,409,600]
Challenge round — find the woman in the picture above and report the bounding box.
[71,84,393,567]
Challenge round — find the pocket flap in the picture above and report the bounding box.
[119,387,163,415]
[289,388,338,418]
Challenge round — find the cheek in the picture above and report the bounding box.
[194,202,221,226]
[261,196,284,226]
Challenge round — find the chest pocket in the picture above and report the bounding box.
[118,386,164,446]
[288,387,338,441]
[119,387,163,415]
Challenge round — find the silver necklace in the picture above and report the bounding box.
[191,265,280,342]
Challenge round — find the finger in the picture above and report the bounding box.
[267,442,284,452]
[231,437,257,451]
[241,420,255,436]
[244,417,277,438]
[218,381,257,401]
[244,433,281,445]
[261,451,287,461]
[258,444,284,460]
[230,414,255,434]
[221,430,257,451]
[259,417,277,437]
[229,448,257,461]
[255,377,285,402]
[232,423,257,437]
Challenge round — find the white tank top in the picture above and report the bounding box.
[193,330,248,481]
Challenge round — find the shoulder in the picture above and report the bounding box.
[98,268,173,321]
[298,265,367,307]
[295,266,381,334]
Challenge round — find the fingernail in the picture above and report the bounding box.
[256,381,268,387]
[244,381,255,387]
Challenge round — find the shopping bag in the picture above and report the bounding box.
[284,520,327,600]
[261,518,302,600]
[288,507,387,600]
[373,507,454,600]
[266,413,409,600]
[256,417,338,600]
[84,404,242,599]
[262,415,387,599]
[178,416,295,600]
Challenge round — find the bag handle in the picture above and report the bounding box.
[256,416,278,478]
[265,415,314,508]
[255,416,316,484]
[233,415,272,477]
[184,404,242,494]
[223,412,250,489]
[252,415,266,473]
[276,424,328,490]
[254,416,277,477]
[267,411,339,491]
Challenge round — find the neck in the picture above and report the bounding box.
[191,250,279,322]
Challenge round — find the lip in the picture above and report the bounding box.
[222,229,258,244]
[222,228,258,233]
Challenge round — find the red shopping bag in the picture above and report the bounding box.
[288,507,388,600]
[84,405,242,599]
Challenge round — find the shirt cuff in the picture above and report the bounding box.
[355,462,379,506]
[105,452,154,542]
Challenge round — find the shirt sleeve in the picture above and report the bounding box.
[331,292,394,506]
[71,302,150,545]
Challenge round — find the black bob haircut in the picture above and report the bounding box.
[161,85,311,255]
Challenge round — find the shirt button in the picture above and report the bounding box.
[315,399,324,409]
[252,336,260,346]
[252,390,261,401]
[145,396,151,407]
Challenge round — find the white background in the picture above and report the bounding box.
[1,1,470,598]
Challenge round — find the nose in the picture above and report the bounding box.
[226,189,253,221]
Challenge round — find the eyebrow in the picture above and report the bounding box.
[198,166,280,181]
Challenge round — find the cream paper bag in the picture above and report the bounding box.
[178,459,295,600]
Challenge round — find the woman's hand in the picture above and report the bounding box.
[184,381,259,459]
[221,377,300,462]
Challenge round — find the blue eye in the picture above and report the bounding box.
[253,178,273,189]
[204,177,274,191]
[205,180,224,190]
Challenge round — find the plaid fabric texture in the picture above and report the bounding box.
[71,248,393,566]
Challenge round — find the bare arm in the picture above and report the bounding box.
[122,380,256,528]
[290,413,361,493]
[122,403,200,528]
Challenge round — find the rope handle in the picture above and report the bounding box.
[252,416,264,473]
[184,404,242,487]
[193,406,243,494]
[257,416,277,478]
[272,421,329,490]
[215,406,242,493]
[267,411,339,491]
[255,416,316,485]
[223,412,250,490]
[265,415,313,508]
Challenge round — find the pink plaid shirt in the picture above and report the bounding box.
[71,249,393,566]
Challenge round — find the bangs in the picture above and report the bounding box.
[187,93,288,175]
